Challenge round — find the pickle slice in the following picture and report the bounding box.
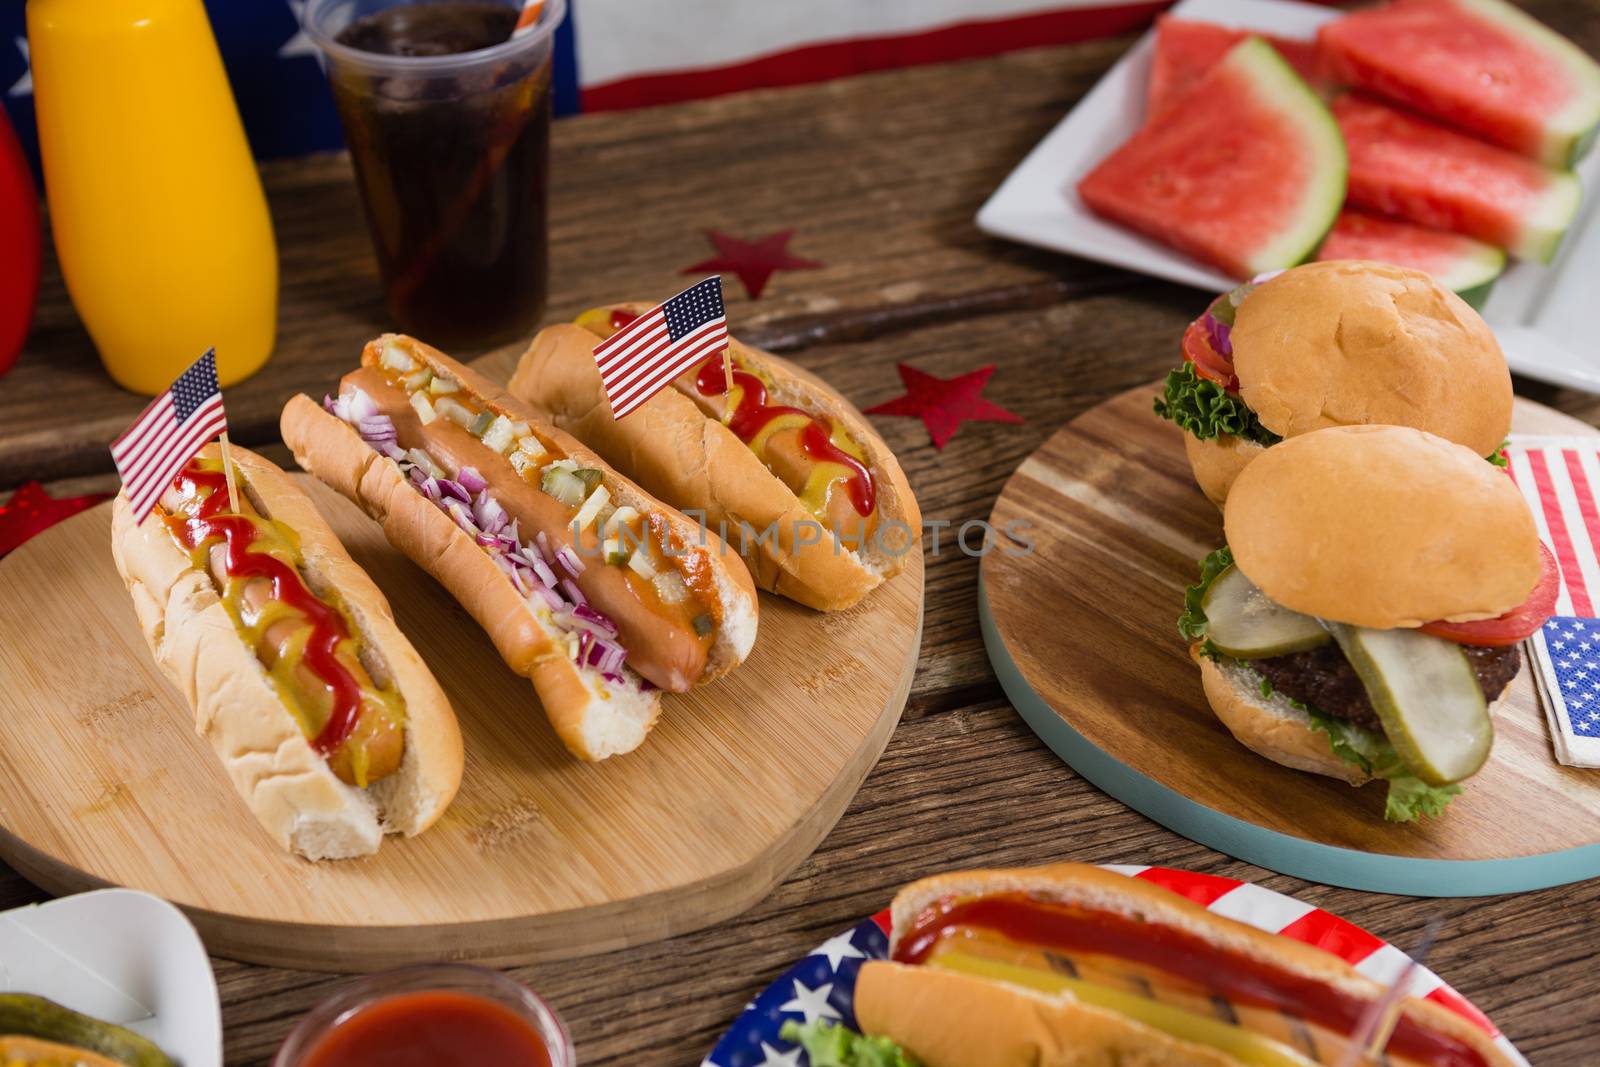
[1201,566,1331,658]
[1327,623,1492,786]
[0,994,176,1067]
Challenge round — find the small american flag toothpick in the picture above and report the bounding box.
[109,349,230,524]
[592,276,728,419]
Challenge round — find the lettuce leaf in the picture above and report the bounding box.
[1488,440,1510,468]
[1179,546,1234,643]
[779,1021,919,1067]
[1152,363,1280,445]
[1268,680,1463,822]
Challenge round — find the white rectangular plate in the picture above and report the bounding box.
[975,0,1600,392]
[0,890,221,1067]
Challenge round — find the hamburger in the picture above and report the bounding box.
[782,864,1519,1067]
[1181,424,1555,821]
[1154,260,1513,508]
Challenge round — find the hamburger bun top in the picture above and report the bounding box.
[1224,424,1541,628]
[1230,261,1511,457]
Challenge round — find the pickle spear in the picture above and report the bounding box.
[0,995,176,1067]
[1201,565,1331,658]
[1326,623,1492,786]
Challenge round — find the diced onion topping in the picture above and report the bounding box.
[435,396,475,428]
[628,549,657,580]
[482,415,518,455]
[573,484,611,531]
[409,392,438,425]
[332,382,638,687]
[380,341,418,373]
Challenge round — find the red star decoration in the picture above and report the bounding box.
[864,363,1023,450]
[0,481,111,558]
[683,229,823,300]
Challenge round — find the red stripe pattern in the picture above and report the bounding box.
[1133,868,1503,1041]
[582,3,1169,112]
[1132,866,1241,906]
[1527,448,1593,615]
[109,350,228,524]
[1275,908,1384,965]
[592,277,728,419]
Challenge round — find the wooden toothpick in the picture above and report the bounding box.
[218,430,243,514]
[721,345,735,423]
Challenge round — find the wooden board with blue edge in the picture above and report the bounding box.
[980,381,1600,896]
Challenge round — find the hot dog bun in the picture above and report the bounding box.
[281,336,758,761]
[509,308,920,611]
[855,962,1241,1067]
[110,443,462,860]
[0,1036,126,1067]
[881,864,1516,1067]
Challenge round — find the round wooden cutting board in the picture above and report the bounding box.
[0,479,921,971]
[981,383,1600,896]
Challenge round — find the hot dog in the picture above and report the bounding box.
[789,864,1517,1067]
[111,444,462,860]
[508,306,920,612]
[280,334,759,761]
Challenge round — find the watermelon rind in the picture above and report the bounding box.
[1454,279,1496,312]
[1434,243,1506,309]
[1226,39,1347,276]
[1518,167,1583,264]
[1454,0,1600,168]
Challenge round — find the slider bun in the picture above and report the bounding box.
[1231,261,1512,458]
[1183,433,1267,511]
[854,961,1240,1067]
[885,863,1516,1067]
[110,443,462,860]
[1224,424,1540,628]
[1195,647,1372,785]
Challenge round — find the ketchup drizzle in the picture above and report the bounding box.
[895,894,1491,1067]
[166,464,365,755]
[693,357,876,516]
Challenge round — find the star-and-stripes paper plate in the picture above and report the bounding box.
[705,865,1527,1067]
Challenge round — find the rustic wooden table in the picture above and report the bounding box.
[5,6,1599,1063]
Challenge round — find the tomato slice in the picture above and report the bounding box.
[1420,542,1559,646]
[1181,317,1237,389]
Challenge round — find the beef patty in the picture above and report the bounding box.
[1252,641,1521,733]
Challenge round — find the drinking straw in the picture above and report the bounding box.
[1334,918,1442,1067]
[514,0,545,34]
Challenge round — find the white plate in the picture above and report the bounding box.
[975,0,1600,392]
[0,890,221,1067]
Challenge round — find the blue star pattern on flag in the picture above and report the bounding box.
[1537,617,1600,739]
[703,915,887,1067]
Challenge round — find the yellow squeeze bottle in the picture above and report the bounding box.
[27,0,277,394]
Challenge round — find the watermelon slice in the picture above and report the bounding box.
[1079,38,1346,280]
[1334,94,1580,263]
[1315,210,1506,308]
[1148,16,1321,115]
[1319,0,1600,168]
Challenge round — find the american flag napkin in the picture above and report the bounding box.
[1505,435,1600,767]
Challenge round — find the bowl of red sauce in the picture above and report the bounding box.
[274,963,573,1067]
